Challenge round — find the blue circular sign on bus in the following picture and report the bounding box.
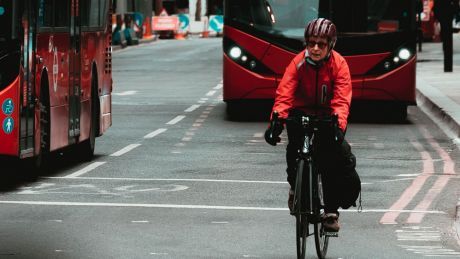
[2,98,14,115]
[3,117,14,134]
[0,7,4,16]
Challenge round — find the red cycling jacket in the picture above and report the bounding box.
[272,49,352,131]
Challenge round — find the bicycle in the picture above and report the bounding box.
[284,113,340,259]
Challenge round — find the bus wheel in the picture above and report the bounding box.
[77,78,97,161]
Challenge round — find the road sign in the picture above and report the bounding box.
[152,16,178,31]
[209,15,223,33]
[177,14,190,32]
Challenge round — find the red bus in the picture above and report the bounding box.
[223,0,417,119]
[0,0,112,167]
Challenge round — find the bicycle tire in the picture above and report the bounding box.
[313,170,329,259]
[294,159,308,259]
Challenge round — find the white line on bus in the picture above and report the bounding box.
[144,128,167,139]
[63,162,107,178]
[0,200,448,214]
[110,144,142,157]
[166,115,186,125]
[184,105,200,112]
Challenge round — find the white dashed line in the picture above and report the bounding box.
[110,144,141,157]
[166,115,186,125]
[213,84,223,90]
[184,104,200,112]
[206,90,216,96]
[63,162,107,178]
[144,128,167,139]
[113,90,137,96]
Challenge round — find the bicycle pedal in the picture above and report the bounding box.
[325,231,338,237]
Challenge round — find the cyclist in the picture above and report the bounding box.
[264,18,360,232]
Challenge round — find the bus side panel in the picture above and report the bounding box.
[223,55,277,101]
[79,31,97,142]
[0,77,20,157]
[100,94,111,133]
[362,57,416,103]
[36,33,70,152]
[262,44,295,75]
[99,31,112,135]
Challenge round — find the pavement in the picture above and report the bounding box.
[112,32,460,245]
[415,32,460,245]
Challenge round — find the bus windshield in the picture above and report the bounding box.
[0,0,13,43]
[226,0,412,38]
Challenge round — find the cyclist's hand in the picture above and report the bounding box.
[265,114,284,146]
[334,126,345,145]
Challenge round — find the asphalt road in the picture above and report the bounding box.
[1,37,460,258]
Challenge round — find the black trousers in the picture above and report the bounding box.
[285,112,358,213]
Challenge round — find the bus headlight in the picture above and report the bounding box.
[398,48,411,60]
[229,46,242,59]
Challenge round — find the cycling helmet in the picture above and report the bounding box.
[304,18,337,50]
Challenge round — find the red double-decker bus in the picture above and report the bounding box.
[0,0,112,167]
[223,0,417,119]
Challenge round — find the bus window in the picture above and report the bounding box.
[55,0,69,28]
[81,0,89,27]
[99,0,108,27]
[89,0,100,27]
[0,0,13,41]
[38,0,53,28]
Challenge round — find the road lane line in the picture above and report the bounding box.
[113,90,137,96]
[63,162,107,178]
[166,115,186,125]
[206,90,216,96]
[144,128,167,139]
[380,140,434,224]
[110,144,141,157]
[213,83,223,90]
[44,176,287,184]
[0,201,448,213]
[185,105,200,112]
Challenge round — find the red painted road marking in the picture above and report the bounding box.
[380,141,434,224]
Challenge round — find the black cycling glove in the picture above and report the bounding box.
[265,112,284,146]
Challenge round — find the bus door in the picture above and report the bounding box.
[69,0,81,141]
[19,0,37,158]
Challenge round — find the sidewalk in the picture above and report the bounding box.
[415,33,460,245]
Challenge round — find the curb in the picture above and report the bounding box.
[416,78,460,139]
[416,78,460,245]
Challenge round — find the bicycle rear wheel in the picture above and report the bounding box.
[294,159,308,259]
[313,172,329,259]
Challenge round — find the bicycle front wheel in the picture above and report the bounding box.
[313,171,329,259]
[296,214,308,259]
[294,159,308,259]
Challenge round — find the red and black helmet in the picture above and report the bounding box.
[304,18,337,49]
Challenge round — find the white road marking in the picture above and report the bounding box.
[132,220,149,223]
[110,144,142,157]
[213,84,223,90]
[144,128,167,139]
[0,201,448,214]
[113,90,137,96]
[45,176,287,184]
[63,162,107,178]
[206,90,216,96]
[212,221,229,224]
[184,105,200,112]
[166,115,186,125]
